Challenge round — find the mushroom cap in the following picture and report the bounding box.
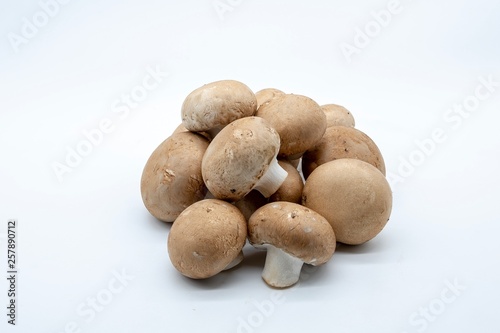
[141,132,209,222]
[248,202,336,265]
[181,80,257,132]
[255,88,285,109]
[269,160,304,204]
[302,126,386,178]
[172,123,211,141]
[321,104,355,127]
[255,94,327,157]
[202,116,283,201]
[167,199,247,279]
[302,159,392,245]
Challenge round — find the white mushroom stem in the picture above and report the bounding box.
[260,244,304,288]
[253,158,288,198]
[223,251,244,271]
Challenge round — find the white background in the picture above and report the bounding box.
[1,0,499,332]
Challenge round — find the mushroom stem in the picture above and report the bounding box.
[223,250,244,271]
[253,158,288,198]
[261,244,304,288]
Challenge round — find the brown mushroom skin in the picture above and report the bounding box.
[167,199,247,279]
[202,116,286,201]
[181,80,257,133]
[255,94,327,158]
[141,132,209,222]
[172,123,211,141]
[321,104,355,128]
[302,126,386,178]
[249,202,336,264]
[302,159,392,245]
[255,88,285,110]
[269,160,304,204]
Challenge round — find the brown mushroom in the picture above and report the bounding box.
[141,132,209,222]
[248,202,336,288]
[255,94,327,159]
[202,116,288,201]
[181,80,257,138]
[302,126,386,178]
[269,160,304,204]
[168,199,247,278]
[302,159,392,245]
[321,104,355,127]
[255,88,285,109]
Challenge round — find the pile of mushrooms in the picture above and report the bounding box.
[141,80,393,288]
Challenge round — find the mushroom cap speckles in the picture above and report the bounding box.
[141,132,209,222]
[248,202,336,265]
[302,159,392,245]
[167,199,247,279]
[255,94,327,157]
[181,80,257,132]
[202,116,282,201]
[302,126,386,178]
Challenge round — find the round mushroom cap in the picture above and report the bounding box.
[269,160,304,204]
[141,132,209,222]
[302,159,392,245]
[302,126,386,178]
[255,94,327,158]
[321,104,355,127]
[202,116,283,201]
[181,80,257,132]
[167,199,247,279]
[255,88,285,109]
[248,202,336,265]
